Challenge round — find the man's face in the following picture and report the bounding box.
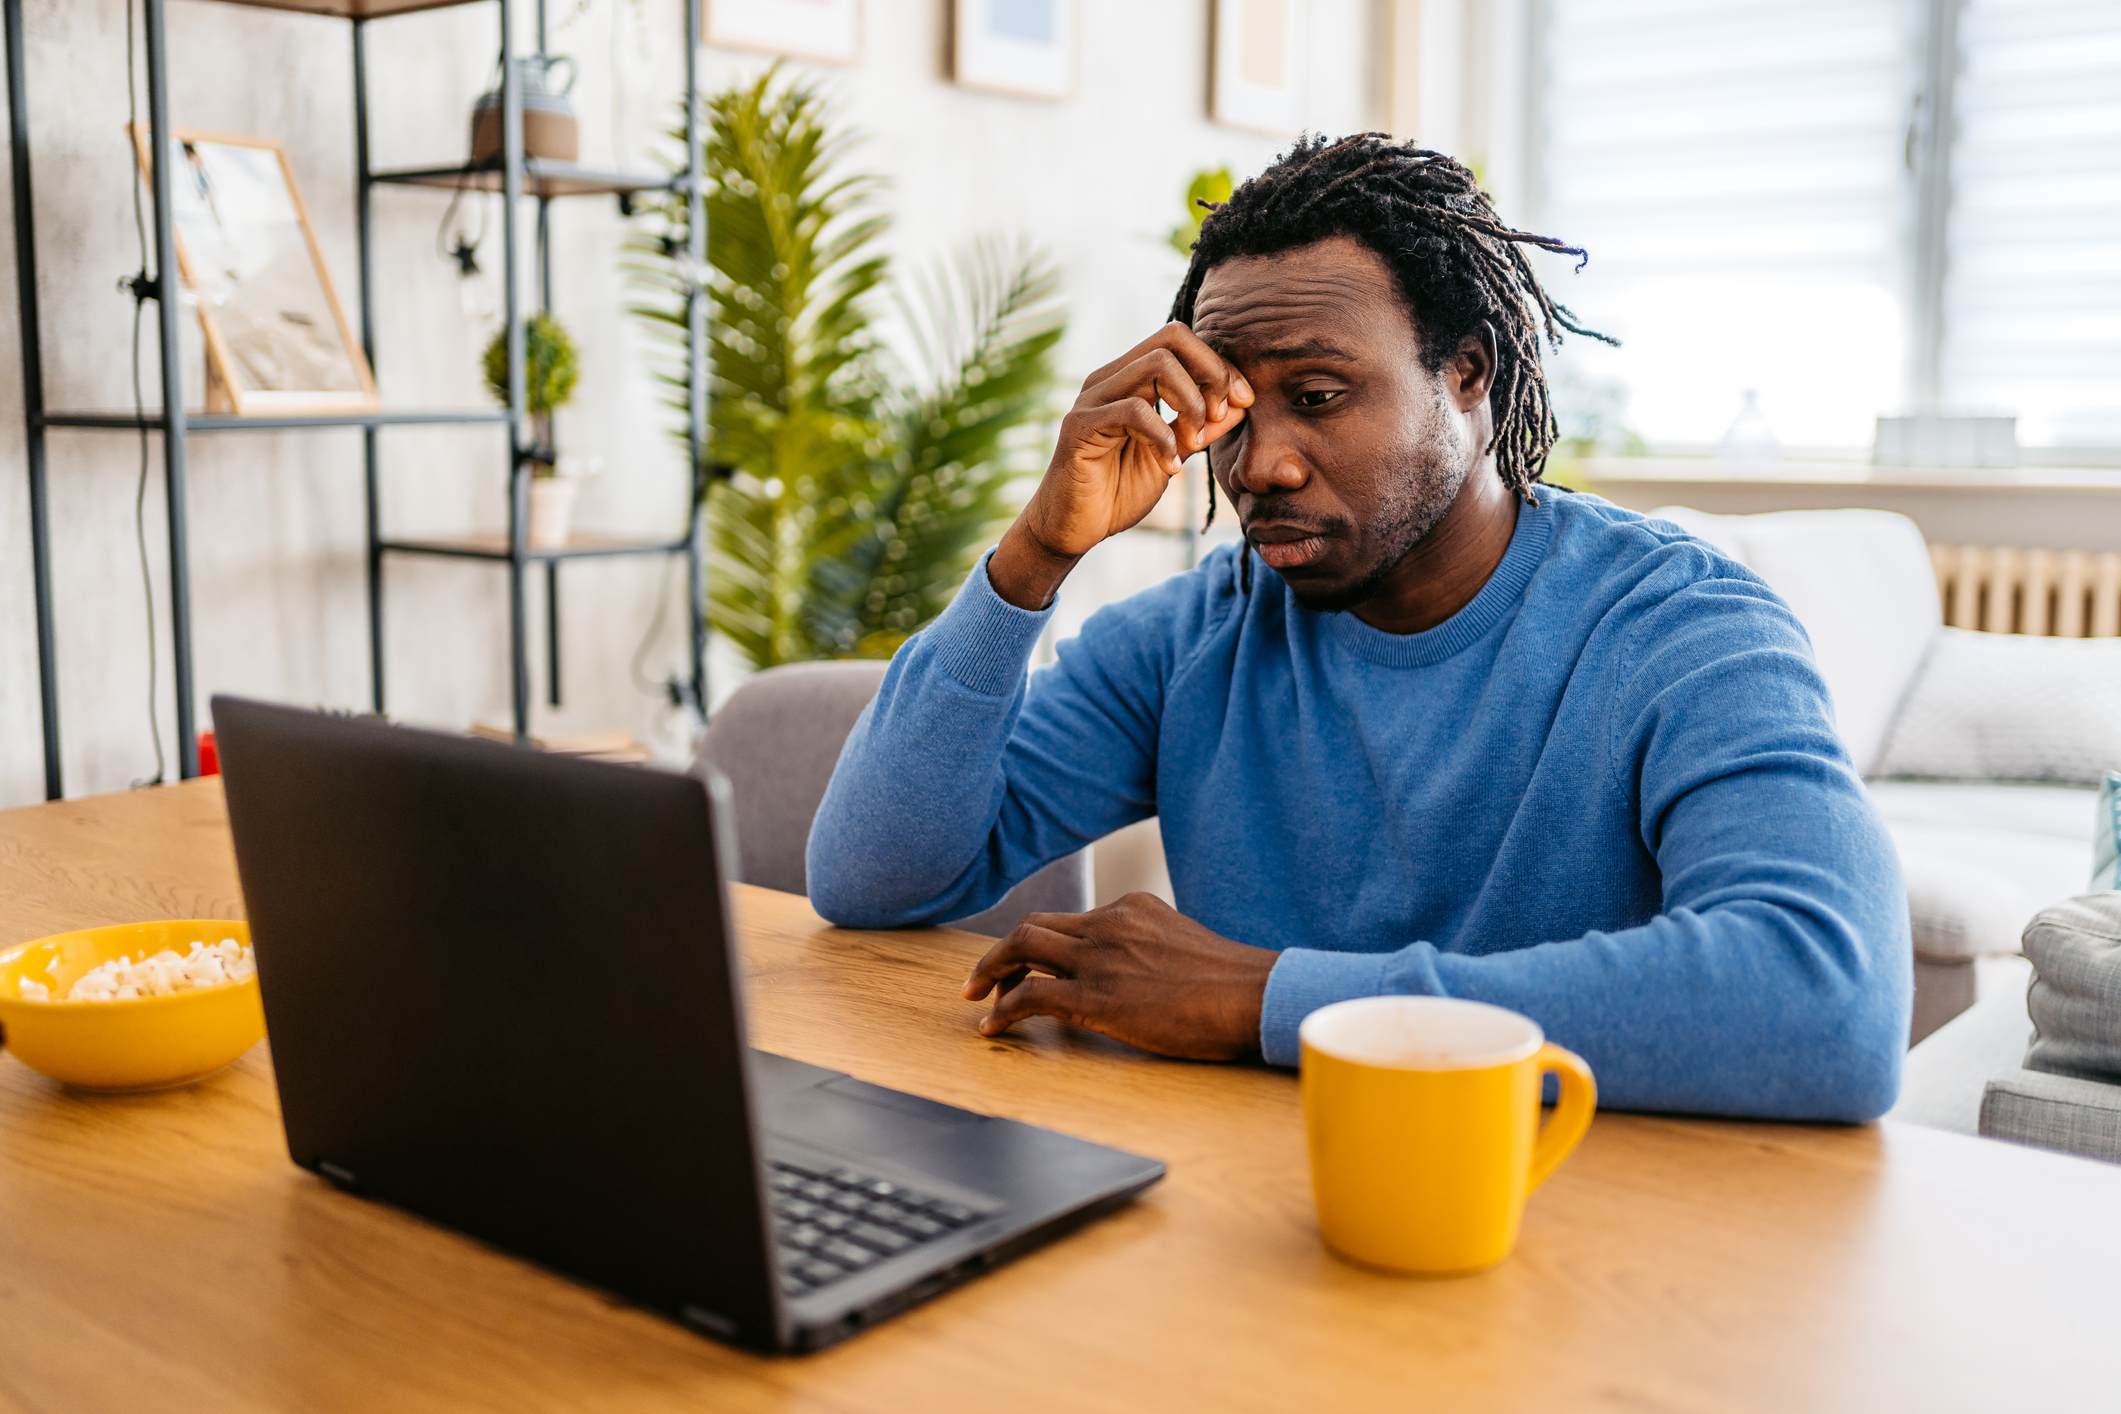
[1192,234,1491,612]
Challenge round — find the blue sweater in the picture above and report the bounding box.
[807,492,1911,1120]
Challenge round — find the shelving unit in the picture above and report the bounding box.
[372,157,669,198]
[4,0,708,800]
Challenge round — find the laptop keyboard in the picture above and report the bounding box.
[768,1158,997,1297]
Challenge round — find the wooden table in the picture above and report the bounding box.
[2,781,2117,1413]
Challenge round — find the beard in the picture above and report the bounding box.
[1276,445,1469,615]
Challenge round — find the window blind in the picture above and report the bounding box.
[1941,0,2121,450]
[1531,0,1913,449]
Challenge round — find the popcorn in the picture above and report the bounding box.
[18,938,254,1003]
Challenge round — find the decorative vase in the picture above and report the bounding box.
[469,55,579,165]
[528,477,578,549]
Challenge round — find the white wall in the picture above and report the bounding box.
[0,0,1380,806]
[1392,0,1532,221]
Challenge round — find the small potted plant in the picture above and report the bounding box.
[483,311,581,547]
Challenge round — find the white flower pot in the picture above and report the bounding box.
[527,477,578,549]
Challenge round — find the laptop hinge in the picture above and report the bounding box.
[316,1160,356,1188]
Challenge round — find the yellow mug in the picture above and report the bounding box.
[1300,996,1596,1275]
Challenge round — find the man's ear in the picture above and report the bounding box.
[1449,321,1498,412]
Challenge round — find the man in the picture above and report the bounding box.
[806,136,1909,1121]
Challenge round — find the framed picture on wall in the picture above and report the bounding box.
[128,126,378,417]
[952,0,1076,100]
[1210,0,1307,134]
[704,0,861,64]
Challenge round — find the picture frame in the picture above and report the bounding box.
[128,126,378,417]
[703,0,861,65]
[1210,0,1307,135]
[951,0,1075,100]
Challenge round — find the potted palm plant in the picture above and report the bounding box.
[483,310,582,547]
[625,68,1066,667]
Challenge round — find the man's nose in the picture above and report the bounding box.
[1223,419,1308,498]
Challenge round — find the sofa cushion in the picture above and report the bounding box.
[1868,782,2097,959]
[1652,507,1939,776]
[2021,893,2121,1086]
[1866,779,2102,842]
[1979,1070,2121,1165]
[1894,847,2041,962]
[1874,628,2121,786]
[1870,781,2097,906]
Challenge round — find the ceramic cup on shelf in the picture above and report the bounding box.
[1300,995,1596,1275]
[528,476,578,549]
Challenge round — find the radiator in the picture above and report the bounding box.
[1929,545,2121,637]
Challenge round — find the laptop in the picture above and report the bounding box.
[211,695,1164,1353]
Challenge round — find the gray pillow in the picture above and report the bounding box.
[2022,893,2121,1085]
[1874,628,2121,786]
[1979,1070,2121,1164]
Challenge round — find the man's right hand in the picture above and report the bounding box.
[987,322,1253,610]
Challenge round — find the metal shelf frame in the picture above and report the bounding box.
[39,409,509,431]
[370,157,678,198]
[4,0,708,800]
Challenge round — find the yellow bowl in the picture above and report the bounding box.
[0,920,264,1092]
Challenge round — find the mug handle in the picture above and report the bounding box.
[1526,1042,1597,1193]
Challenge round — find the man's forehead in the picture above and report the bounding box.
[1191,239,1407,359]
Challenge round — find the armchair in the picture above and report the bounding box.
[695,660,1091,937]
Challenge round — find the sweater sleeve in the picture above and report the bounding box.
[805,549,1196,928]
[1259,569,1913,1122]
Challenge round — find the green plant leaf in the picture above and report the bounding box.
[1167,167,1233,257]
[481,311,580,414]
[803,238,1064,657]
[624,66,1063,672]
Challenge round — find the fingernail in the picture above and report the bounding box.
[1235,377,1254,401]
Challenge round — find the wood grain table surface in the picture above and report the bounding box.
[1,779,2117,1414]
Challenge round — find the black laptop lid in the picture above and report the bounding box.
[213,696,781,1347]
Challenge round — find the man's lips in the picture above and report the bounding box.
[1246,524,1330,569]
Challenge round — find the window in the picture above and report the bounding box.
[1940,0,2121,451]
[1529,0,2121,458]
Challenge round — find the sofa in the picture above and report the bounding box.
[1652,506,2119,1042]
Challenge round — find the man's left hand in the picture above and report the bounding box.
[961,893,1278,1060]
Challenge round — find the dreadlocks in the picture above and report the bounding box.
[1172,134,1615,534]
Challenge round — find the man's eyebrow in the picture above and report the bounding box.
[1258,339,1357,362]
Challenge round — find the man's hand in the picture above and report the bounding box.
[960,892,1278,1060]
[988,323,1253,610]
